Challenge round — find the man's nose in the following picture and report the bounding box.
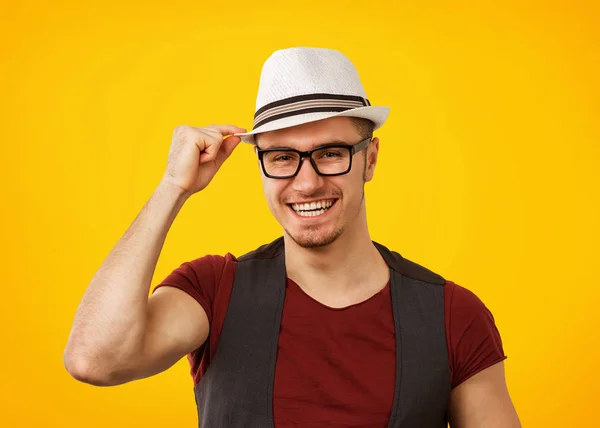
[292,157,324,193]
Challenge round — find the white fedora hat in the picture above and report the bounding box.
[234,47,390,144]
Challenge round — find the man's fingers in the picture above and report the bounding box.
[205,124,247,137]
[199,141,221,163]
[203,135,242,166]
[221,135,242,157]
[199,125,246,164]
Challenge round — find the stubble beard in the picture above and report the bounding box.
[285,185,366,249]
[286,222,346,249]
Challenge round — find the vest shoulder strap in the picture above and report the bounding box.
[237,236,285,262]
[373,240,445,285]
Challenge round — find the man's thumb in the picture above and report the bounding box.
[221,135,242,157]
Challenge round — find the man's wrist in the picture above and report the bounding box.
[157,178,192,203]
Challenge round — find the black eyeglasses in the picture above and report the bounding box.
[256,137,372,179]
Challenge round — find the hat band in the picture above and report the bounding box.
[253,93,370,130]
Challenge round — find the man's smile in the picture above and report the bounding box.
[287,199,337,218]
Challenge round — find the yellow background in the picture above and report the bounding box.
[1,0,598,426]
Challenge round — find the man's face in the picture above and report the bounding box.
[256,116,379,249]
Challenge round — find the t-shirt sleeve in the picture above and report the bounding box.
[446,281,508,389]
[151,254,228,324]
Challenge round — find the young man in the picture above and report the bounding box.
[64,47,521,427]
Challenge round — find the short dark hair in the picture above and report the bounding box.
[349,117,375,140]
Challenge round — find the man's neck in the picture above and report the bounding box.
[283,221,389,303]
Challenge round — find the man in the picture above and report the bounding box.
[64,47,521,427]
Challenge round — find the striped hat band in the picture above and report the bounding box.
[253,93,371,130]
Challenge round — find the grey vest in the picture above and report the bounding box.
[194,237,450,427]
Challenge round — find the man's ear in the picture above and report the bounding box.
[364,137,379,182]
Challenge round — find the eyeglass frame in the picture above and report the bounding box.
[255,137,372,179]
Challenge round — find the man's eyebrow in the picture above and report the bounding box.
[260,140,351,150]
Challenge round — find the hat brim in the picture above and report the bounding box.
[233,106,390,145]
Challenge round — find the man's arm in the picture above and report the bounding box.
[63,124,245,386]
[448,360,521,428]
[63,180,204,386]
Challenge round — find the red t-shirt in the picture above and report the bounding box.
[152,252,507,427]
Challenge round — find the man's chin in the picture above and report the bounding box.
[285,227,345,249]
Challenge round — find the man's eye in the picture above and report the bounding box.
[274,155,292,162]
[323,151,342,158]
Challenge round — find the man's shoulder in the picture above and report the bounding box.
[185,252,239,273]
[183,239,283,277]
[376,242,446,286]
[236,237,284,262]
[444,280,494,316]
[395,254,446,286]
[182,239,282,269]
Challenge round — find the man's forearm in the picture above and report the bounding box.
[64,179,189,380]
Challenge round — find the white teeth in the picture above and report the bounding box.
[297,208,326,217]
[290,199,335,217]
[291,199,334,212]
